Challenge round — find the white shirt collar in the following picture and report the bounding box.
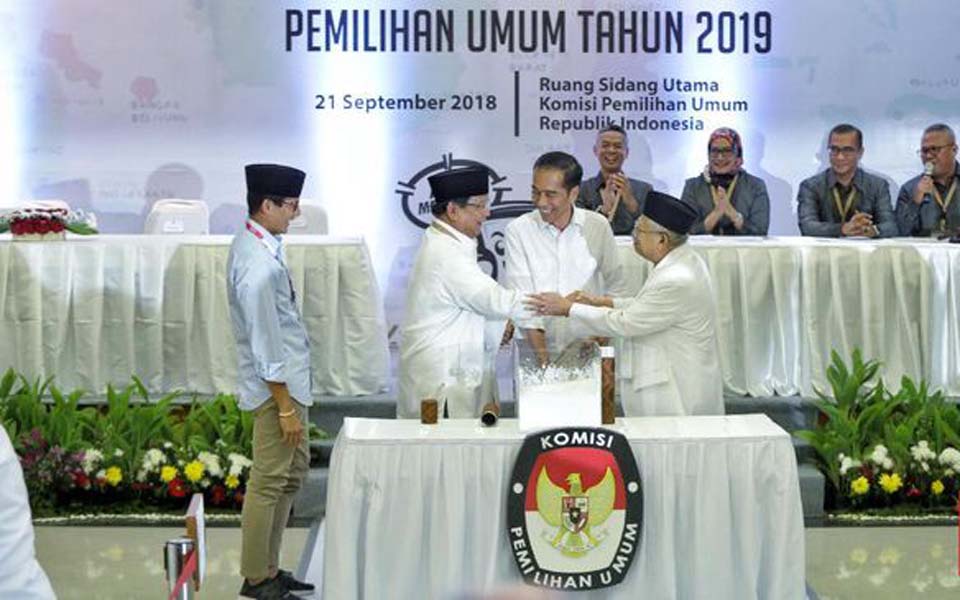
[432,217,475,246]
[534,206,585,233]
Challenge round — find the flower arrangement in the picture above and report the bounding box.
[0,369,325,516]
[796,350,960,513]
[0,207,98,240]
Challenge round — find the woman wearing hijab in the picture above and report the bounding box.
[680,127,770,236]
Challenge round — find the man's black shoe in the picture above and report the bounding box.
[276,569,316,595]
[239,576,296,600]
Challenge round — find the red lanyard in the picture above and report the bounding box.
[246,221,296,302]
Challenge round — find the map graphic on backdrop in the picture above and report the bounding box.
[4,1,960,333]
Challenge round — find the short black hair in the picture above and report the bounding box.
[923,123,956,144]
[829,123,863,148]
[533,151,583,191]
[247,192,285,216]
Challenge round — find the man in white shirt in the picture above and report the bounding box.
[398,166,530,419]
[527,192,724,417]
[0,425,55,599]
[503,151,626,361]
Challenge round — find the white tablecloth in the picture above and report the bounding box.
[0,235,389,396]
[616,236,960,398]
[318,415,805,599]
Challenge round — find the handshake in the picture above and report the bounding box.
[523,289,609,317]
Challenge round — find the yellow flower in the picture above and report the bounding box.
[850,476,869,496]
[879,473,903,494]
[225,474,240,490]
[105,466,123,487]
[184,460,205,483]
[931,480,945,496]
[160,465,178,483]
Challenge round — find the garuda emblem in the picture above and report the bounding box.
[536,467,616,557]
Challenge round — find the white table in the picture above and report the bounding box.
[616,236,960,398]
[0,234,389,396]
[317,415,805,599]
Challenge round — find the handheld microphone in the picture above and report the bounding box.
[924,162,934,177]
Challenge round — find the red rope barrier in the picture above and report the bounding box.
[167,550,197,600]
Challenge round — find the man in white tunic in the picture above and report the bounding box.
[527,192,724,417]
[398,166,529,419]
[503,151,626,361]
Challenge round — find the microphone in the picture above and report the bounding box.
[924,162,934,177]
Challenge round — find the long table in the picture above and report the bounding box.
[0,234,389,397]
[615,236,960,398]
[316,415,806,599]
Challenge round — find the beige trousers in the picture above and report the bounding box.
[240,400,309,581]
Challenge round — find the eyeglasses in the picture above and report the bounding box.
[463,200,488,210]
[917,144,956,157]
[272,198,299,211]
[828,145,860,156]
[709,147,734,157]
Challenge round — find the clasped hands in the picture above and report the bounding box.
[841,212,878,237]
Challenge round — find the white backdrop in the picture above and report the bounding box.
[3,0,959,332]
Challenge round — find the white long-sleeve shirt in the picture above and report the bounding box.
[503,207,626,349]
[398,219,528,418]
[569,243,724,417]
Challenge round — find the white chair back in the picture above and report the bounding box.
[286,202,328,235]
[144,199,209,234]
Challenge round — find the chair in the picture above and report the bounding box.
[286,202,328,235]
[144,199,209,234]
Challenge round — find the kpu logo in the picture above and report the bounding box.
[395,153,533,279]
[507,428,642,591]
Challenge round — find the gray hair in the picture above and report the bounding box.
[924,123,956,144]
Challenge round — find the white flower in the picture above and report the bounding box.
[82,449,104,474]
[136,469,147,482]
[839,455,862,476]
[113,448,124,458]
[95,469,105,479]
[197,451,222,477]
[882,458,894,470]
[227,453,253,477]
[162,442,174,449]
[910,441,936,462]
[868,445,889,465]
[921,461,930,473]
[140,448,167,473]
[938,447,960,470]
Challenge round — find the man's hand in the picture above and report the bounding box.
[565,290,611,307]
[600,174,623,216]
[279,410,303,447]
[914,175,934,205]
[841,212,875,237]
[525,292,573,317]
[500,320,515,347]
[610,172,638,213]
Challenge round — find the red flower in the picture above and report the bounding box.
[906,487,922,498]
[51,220,65,233]
[35,219,51,234]
[72,471,90,489]
[234,490,245,506]
[210,484,226,506]
[10,221,22,235]
[168,478,188,498]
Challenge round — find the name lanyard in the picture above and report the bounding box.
[932,180,957,231]
[831,187,858,222]
[246,221,296,302]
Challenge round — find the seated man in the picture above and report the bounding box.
[896,123,960,236]
[398,166,529,419]
[681,127,770,236]
[527,192,724,417]
[576,124,653,235]
[503,151,626,362]
[797,124,897,237]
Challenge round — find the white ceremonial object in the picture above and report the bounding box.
[144,199,209,235]
[515,340,602,432]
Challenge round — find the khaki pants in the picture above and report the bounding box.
[240,400,309,581]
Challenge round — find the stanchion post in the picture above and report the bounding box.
[164,537,195,600]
